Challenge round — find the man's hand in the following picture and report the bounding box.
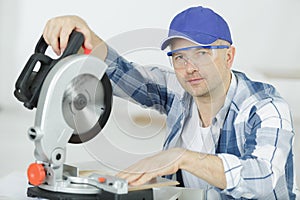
[43,15,106,59]
[116,148,187,186]
[117,147,227,189]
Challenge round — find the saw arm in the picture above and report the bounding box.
[28,54,110,165]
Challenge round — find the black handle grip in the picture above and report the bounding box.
[35,31,84,59]
[14,30,85,109]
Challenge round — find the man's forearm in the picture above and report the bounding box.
[90,33,108,61]
[180,150,227,189]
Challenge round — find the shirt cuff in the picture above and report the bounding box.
[217,153,243,191]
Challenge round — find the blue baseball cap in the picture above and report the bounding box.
[161,6,232,50]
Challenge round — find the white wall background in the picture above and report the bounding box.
[0,0,300,188]
[1,0,300,108]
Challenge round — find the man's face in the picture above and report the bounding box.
[169,38,232,99]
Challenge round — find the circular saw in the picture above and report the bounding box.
[13,31,154,199]
[14,31,112,144]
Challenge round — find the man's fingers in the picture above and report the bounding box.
[117,169,141,180]
[117,168,160,186]
[42,16,85,55]
[43,18,65,55]
[74,26,93,50]
[128,173,155,186]
[59,27,74,53]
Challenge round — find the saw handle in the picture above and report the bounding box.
[35,30,85,57]
[14,31,85,109]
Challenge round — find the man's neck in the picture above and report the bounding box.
[193,74,232,127]
[194,95,226,127]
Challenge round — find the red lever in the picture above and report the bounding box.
[83,47,92,55]
[27,163,46,186]
[98,177,107,183]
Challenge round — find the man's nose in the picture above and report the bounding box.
[184,58,198,73]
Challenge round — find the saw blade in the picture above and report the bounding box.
[62,73,112,144]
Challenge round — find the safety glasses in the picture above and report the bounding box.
[167,45,229,69]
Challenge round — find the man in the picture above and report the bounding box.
[43,6,298,199]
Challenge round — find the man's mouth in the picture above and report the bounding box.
[187,77,205,85]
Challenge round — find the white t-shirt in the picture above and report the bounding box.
[180,101,219,189]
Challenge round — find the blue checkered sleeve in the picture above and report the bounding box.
[104,46,178,114]
[217,82,296,199]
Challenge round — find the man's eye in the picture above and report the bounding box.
[195,50,207,56]
[173,55,184,60]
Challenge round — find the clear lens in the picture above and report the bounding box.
[170,48,216,69]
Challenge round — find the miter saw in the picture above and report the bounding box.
[14,31,153,199]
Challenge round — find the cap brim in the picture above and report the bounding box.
[160,33,218,50]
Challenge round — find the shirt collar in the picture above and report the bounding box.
[213,71,237,125]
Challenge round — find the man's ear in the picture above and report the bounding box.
[226,46,235,69]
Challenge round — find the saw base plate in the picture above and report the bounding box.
[27,186,154,200]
